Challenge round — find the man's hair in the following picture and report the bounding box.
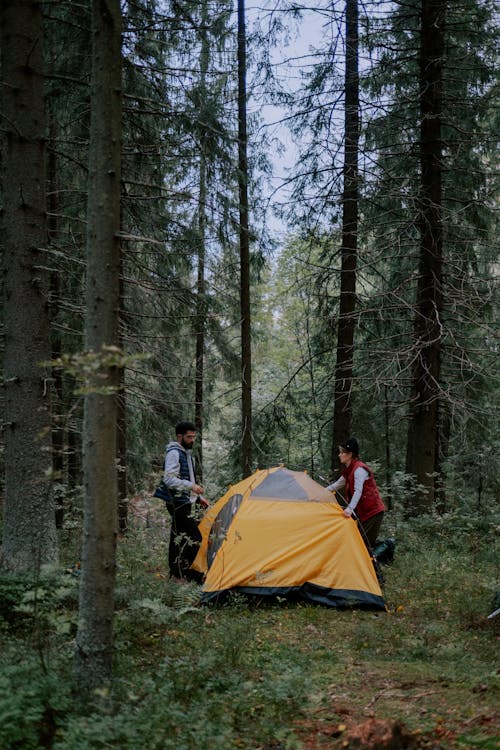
[175,420,197,436]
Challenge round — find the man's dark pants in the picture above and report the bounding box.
[165,500,202,581]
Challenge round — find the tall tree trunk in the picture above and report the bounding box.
[194,0,210,481]
[238,0,252,477]
[74,0,122,691]
[117,261,128,533]
[194,166,206,481]
[47,113,65,529]
[116,381,128,533]
[67,411,82,489]
[0,0,58,571]
[331,0,359,469]
[434,397,450,512]
[384,386,392,510]
[405,0,445,514]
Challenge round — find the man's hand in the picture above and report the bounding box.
[192,483,204,495]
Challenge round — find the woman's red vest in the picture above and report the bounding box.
[341,459,385,522]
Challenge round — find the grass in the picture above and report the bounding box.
[0,504,498,749]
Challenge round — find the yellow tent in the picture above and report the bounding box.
[192,466,386,610]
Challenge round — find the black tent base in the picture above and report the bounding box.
[200,582,387,611]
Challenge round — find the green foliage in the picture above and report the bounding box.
[1,515,498,749]
[1,1,499,745]
[253,0,499,500]
[0,658,71,750]
[54,610,312,750]
[49,348,151,396]
[0,569,79,635]
[0,575,32,624]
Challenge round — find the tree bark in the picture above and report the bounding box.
[47,111,66,529]
[116,380,128,533]
[405,0,445,513]
[74,0,122,691]
[194,0,210,481]
[0,0,58,571]
[332,0,359,469]
[117,261,128,533]
[238,0,252,477]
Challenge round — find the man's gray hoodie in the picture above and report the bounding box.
[162,441,196,502]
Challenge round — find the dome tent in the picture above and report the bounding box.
[192,466,386,610]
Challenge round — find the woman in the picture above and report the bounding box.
[326,437,386,549]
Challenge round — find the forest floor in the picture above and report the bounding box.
[0,495,498,749]
[118,495,500,749]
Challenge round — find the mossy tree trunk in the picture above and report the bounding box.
[73,0,122,692]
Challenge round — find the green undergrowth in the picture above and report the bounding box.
[0,512,498,749]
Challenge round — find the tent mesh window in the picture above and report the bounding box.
[249,469,309,500]
[207,493,243,567]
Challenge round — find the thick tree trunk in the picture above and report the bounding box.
[332,0,359,469]
[405,0,445,514]
[238,0,252,477]
[74,0,122,691]
[0,0,58,571]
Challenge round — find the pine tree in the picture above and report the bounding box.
[404,0,446,510]
[360,0,498,511]
[1,0,58,571]
[238,0,253,476]
[332,0,360,462]
[74,0,122,691]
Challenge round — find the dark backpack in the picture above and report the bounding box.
[373,537,396,565]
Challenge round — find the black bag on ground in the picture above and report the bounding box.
[373,537,396,565]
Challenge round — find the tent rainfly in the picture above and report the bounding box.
[192,466,386,611]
